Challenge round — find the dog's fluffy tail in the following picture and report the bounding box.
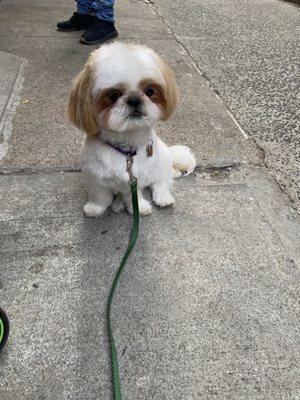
[169,145,196,178]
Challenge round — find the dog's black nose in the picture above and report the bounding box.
[127,95,142,108]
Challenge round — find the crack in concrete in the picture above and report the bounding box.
[194,162,241,174]
[0,165,81,175]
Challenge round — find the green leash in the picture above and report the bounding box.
[106,155,139,400]
[0,307,9,352]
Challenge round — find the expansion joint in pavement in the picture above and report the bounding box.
[0,165,80,176]
[0,163,241,177]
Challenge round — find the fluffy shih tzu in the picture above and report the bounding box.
[67,42,196,217]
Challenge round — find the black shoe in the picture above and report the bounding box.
[57,12,92,31]
[80,18,118,45]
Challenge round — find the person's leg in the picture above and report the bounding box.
[80,0,118,45]
[57,0,93,31]
[76,0,93,15]
[90,0,115,22]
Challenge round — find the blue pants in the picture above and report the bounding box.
[77,0,115,22]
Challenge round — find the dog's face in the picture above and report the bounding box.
[67,42,179,134]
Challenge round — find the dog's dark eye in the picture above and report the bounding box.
[144,87,155,97]
[108,89,123,102]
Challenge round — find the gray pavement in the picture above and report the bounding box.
[1,169,299,400]
[150,0,300,210]
[0,1,299,400]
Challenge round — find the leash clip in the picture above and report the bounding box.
[126,155,136,184]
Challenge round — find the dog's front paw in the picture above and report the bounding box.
[139,199,152,216]
[126,198,152,216]
[153,190,174,208]
[84,202,106,217]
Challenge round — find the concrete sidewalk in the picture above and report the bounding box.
[0,1,299,400]
[150,0,300,210]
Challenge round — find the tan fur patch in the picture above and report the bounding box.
[155,56,180,120]
[139,78,166,112]
[173,162,189,172]
[95,86,125,129]
[66,56,99,135]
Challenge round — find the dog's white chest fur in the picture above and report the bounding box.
[80,131,173,194]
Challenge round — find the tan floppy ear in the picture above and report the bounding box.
[66,59,99,135]
[157,57,180,120]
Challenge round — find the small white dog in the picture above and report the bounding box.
[67,42,196,217]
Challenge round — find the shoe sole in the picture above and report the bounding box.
[57,27,88,32]
[80,31,118,45]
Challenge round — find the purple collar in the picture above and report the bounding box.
[105,141,137,157]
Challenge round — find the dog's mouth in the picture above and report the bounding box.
[128,110,146,119]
